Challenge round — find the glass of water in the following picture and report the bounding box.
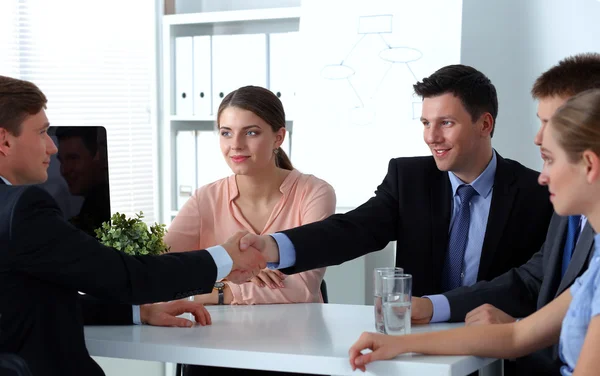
[381,273,412,336]
[373,267,403,333]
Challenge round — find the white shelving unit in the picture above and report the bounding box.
[159,6,301,223]
[163,7,301,25]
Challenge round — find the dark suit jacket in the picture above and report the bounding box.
[0,182,217,376]
[281,153,553,297]
[444,213,595,375]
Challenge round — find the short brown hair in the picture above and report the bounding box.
[0,75,47,135]
[413,64,498,137]
[531,53,600,99]
[550,89,600,163]
[217,86,293,170]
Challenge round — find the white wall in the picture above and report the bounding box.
[461,0,600,172]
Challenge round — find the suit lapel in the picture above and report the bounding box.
[557,222,595,295]
[543,216,568,299]
[429,166,452,288]
[477,154,517,280]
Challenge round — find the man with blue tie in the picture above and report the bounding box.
[405,53,600,376]
[232,64,553,299]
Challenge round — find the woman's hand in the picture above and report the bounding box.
[250,269,287,288]
[348,332,405,372]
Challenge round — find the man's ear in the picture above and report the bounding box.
[479,113,494,137]
[0,128,12,157]
[582,150,600,184]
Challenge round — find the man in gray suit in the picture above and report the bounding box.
[411,53,600,375]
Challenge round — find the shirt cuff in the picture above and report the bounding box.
[424,295,451,323]
[132,305,142,325]
[268,233,296,269]
[206,245,233,281]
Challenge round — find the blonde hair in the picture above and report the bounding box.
[550,89,600,163]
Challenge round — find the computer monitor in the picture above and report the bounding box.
[38,126,111,237]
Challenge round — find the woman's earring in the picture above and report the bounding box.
[273,148,279,155]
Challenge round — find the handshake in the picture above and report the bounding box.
[219,231,281,284]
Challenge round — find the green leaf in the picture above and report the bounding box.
[95,211,169,256]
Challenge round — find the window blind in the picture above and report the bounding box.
[0,0,158,223]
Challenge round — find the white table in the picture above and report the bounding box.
[85,303,502,375]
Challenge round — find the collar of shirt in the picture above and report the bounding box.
[448,149,497,200]
[0,176,12,185]
[581,215,588,234]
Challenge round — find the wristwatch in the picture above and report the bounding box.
[214,282,225,305]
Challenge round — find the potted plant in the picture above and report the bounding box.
[95,212,170,256]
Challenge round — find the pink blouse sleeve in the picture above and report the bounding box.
[227,180,336,304]
[164,188,203,253]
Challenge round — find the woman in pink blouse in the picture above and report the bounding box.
[165,85,335,308]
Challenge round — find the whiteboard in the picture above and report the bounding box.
[292,0,463,207]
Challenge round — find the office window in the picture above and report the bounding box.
[0,0,158,223]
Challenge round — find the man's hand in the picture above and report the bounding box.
[140,300,211,327]
[239,233,280,263]
[250,269,287,288]
[222,231,267,284]
[411,297,433,324]
[465,304,516,326]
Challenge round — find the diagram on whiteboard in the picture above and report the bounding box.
[293,0,462,208]
[320,14,424,125]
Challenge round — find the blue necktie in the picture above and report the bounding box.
[561,215,581,278]
[442,184,478,292]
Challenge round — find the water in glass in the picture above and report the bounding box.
[383,297,411,335]
[374,294,384,333]
[373,267,403,333]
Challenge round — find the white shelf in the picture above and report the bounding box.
[159,5,301,225]
[164,7,301,26]
[170,115,215,122]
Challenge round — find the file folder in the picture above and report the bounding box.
[193,36,212,117]
[211,34,267,114]
[175,37,194,116]
[175,130,197,209]
[269,32,299,118]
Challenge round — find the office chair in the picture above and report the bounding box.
[0,353,33,376]
[320,279,328,304]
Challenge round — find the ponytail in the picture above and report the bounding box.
[275,147,293,170]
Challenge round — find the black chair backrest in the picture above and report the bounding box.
[320,279,328,304]
[0,353,33,376]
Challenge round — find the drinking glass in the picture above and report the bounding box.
[382,273,412,335]
[373,267,403,333]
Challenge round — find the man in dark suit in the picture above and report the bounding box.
[235,65,553,296]
[408,53,600,375]
[0,75,266,376]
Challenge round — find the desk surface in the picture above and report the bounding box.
[85,303,498,376]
